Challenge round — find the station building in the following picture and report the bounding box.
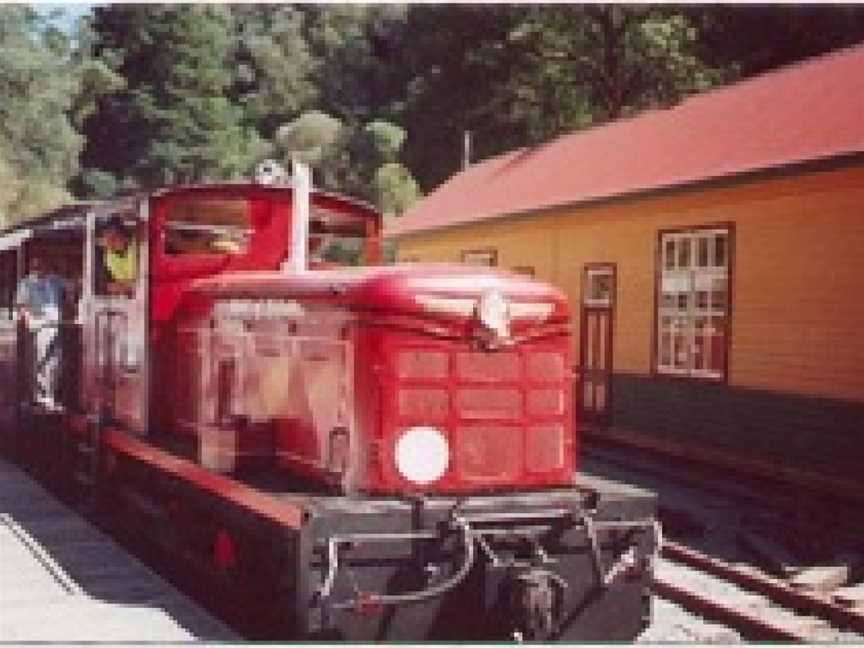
[387,44,864,489]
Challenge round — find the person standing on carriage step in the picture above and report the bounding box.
[15,257,70,410]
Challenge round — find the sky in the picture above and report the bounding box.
[32,3,96,33]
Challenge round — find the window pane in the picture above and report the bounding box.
[677,238,690,269]
[673,329,689,370]
[696,290,709,310]
[709,317,727,374]
[165,198,251,256]
[462,249,496,266]
[693,316,708,371]
[697,237,710,267]
[584,269,613,306]
[659,331,672,366]
[715,234,727,268]
[712,276,728,310]
[665,239,675,270]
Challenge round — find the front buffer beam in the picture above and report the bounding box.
[303,476,658,641]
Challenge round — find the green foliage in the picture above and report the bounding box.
[275,110,343,166]
[321,239,362,266]
[300,5,408,122]
[373,163,420,217]
[272,110,420,215]
[9,2,858,221]
[76,168,118,200]
[0,6,81,224]
[362,120,405,167]
[231,5,317,136]
[688,5,864,77]
[81,5,267,187]
[399,5,731,190]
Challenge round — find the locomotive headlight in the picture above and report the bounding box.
[395,426,449,485]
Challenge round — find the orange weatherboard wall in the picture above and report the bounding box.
[396,164,864,404]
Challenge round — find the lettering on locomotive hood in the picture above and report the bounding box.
[214,299,305,320]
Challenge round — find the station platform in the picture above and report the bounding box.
[0,456,238,642]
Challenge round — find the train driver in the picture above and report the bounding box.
[15,257,71,410]
[101,216,137,296]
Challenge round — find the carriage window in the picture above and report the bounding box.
[165,198,252,256]
[657,227,730,380]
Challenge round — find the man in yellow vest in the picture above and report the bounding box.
[102,217,137,296]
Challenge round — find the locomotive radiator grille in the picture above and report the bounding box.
[456,425,522,481]
[392,344,570,484]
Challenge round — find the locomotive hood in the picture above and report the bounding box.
[183,264,570,326]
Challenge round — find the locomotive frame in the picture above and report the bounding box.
[0,164,659,641]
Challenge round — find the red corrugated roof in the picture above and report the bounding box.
[388,44,864,238]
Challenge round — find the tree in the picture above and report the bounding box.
[300,5,408,123]
[373,162,420,217]
[81,5,267,188]
[0,6,85,224]
[275,110,343,167]
[399,5,729,190]
[688,5,864,78]
[273,110,420,214]
[230,5,317,137]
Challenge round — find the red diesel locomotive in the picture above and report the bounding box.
[0,163,658,641]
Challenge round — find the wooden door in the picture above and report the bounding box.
[579,264,615,427]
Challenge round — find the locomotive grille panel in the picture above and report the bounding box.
[398,388,449,420]
[397,349,448,380]
[456,351,520,382]
[391,344,569,486]
[526,423,566,473]
[456,425,522,480]
[456,387,522,419]
[527,388,565,416]
[526,351,566,382]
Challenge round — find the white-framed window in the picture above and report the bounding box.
[657,227,730,379]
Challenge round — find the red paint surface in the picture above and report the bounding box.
[171,266,573,494]
[141,183,576,496]
[389,45,864,238]
[103,428,305,528]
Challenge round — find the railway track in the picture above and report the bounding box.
[654,541,864,642]
[582,445,864,641]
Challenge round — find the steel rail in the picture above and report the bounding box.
[662,540,864,635]
[651,571,821,642]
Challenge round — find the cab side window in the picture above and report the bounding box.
[95,214,138,297]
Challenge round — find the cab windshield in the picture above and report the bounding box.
[164,198,252,256]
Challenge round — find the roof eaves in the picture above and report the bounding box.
[388,150,864,240]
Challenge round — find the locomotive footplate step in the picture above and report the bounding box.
[0,456,238,642]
